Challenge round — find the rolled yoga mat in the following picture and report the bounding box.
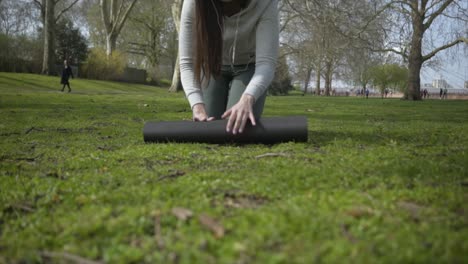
[143,116,308,144]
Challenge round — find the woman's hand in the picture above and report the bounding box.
[192,103,215,122]
[222,94,256,134]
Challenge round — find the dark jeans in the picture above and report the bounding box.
[203,64,267,119]
[61,82,71,92]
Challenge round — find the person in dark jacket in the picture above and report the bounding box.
[61,60,74,92]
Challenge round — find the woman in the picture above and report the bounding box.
[60,60,74,93]
[179,0,279,134]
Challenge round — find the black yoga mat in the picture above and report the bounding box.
[143,116,308,144]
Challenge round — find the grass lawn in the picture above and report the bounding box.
[0,72,467,263]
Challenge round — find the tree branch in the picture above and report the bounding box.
[55,0,80,22]
[371,47,408,58]
[32,0,43,8]
[112,0,126,32]
[424,0,455,30]
[115,0,138,37]
[100,0,112,34]
[423,37,468,61]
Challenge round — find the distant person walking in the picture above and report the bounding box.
[60,60,74,93]
[423,89,428,99]
[365,88,369,99]
[439,88,443,99]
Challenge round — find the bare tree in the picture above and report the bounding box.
[125,0,170,68]
[386,0,468,100]
[169,0,183,92]
[285,0,354,96]
[33,0,80,75]
[349,0,468,99]
[0,0,36,36]
[100,0,138,57]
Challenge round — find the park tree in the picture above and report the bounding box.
[99,0,138,57]
[0,0,37,36]
[122,0,179,83]
[168,0,183,92]
[55,18,88,65]
[284,0,385,96]
[283,0,321,95]
[392,0,467,100]
[369,63,408,97]
[344,48,384,93]
[351,0,468,100]
[33,0,80,75]
[125,0,171,68]
[269,51,294,96]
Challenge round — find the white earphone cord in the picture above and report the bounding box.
[211,0,252,74]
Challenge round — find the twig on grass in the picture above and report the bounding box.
[341,224,358,243]
[255,153,289,159]
[25,127,43,134]
[154,211,165,249]
[40,251,103,264]
[9,203,35,213]
[157,170,186,182]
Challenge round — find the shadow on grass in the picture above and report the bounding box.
[0,75,57,91]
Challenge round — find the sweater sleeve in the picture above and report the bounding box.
[179,0,204,109]
[243,0,279,101]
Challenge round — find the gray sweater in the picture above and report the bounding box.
[179,0,279,108]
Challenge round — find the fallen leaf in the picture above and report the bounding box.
[345,206,373,219]
[171,207,193,221]
[198,214,224,238]
[398,201,424,219]
[223,193,268,209]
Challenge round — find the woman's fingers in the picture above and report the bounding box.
[232,112,242,134]
[224,110,255,134]
[223,94,255,134]
[221,109,232,120]
[225,112,234,133]
[193,116,207,122]
[238,112,249,133]
[249,112,256,126]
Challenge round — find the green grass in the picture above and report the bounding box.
[0,72,467,263]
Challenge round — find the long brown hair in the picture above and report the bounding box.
[194,0,224,84]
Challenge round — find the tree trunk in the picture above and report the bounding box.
[315,68,321,95]
[106,34,117,57]
[325,74,331,96]
[169,0,183,92]
[100,0,138,58]
[303,67,312,95]
[41,0,55,75]
[169,53,182,92]
[324,62,332,96]
[405,11,424,100]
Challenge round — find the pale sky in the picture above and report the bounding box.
[421,56,468,89]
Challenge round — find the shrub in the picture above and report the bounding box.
[269,55,293,96]
[81,48,126,80]
[0,33,42,73]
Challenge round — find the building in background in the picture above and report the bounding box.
[465,81,468,89]
[432,78,449,89]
